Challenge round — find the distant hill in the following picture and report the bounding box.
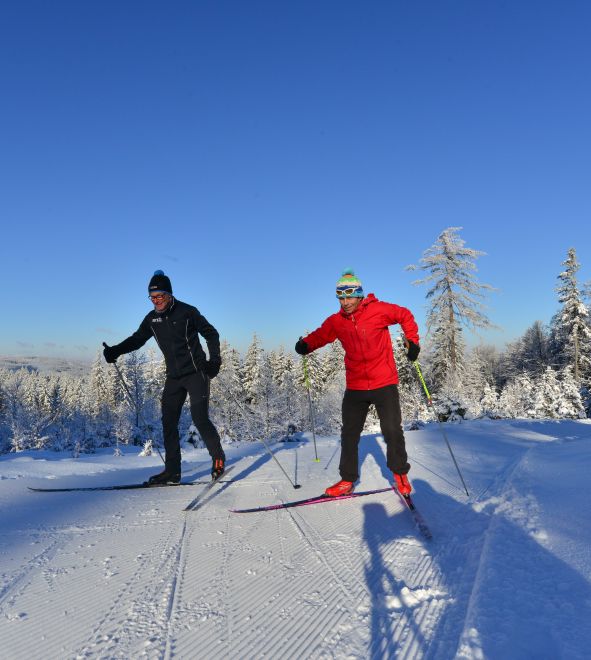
[0,355,91,377]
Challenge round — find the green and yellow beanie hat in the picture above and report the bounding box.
[336,269,364,298]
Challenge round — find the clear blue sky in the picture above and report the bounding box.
[2,1,590,359]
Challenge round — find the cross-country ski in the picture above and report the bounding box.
[231,486,393,513]
[183,465,235,511]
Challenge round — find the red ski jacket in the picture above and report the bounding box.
[303,294,419,391]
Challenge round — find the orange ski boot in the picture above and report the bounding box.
[325,480,354,497]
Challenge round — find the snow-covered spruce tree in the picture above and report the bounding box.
[472,344,504,390]
[3,369,32,451]
[88,352,115,447]
[209,340,245,441]
[557,366,586,419]
[0,369,9,451]
[479,381,501,419]
[551,247,591,385]
[498,371,535,419]
[529,366,564,419]
[241,333,263,406]
[407,227,496,399]
[392,335,431,427]
[311,344,347,435]
[144,348,166,400]
[502,320,553,382]
[116,351,155,446]
[267,347,301,435]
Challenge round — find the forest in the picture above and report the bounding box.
[1,229,589,455]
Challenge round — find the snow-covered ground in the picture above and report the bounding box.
[1,419,590,659]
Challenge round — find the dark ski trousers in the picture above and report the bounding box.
[161,372,225,473]
[339,384,410,482]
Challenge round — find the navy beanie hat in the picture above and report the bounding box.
[148,270,172,295]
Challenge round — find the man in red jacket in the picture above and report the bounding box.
[295,269,420,497]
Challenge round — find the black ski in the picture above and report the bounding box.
[28,481,200,493]
[183,465,235,512]
[28,472,234,493]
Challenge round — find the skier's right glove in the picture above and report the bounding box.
[103,343,120,364]
[295,338,310,355]
[406,341,420,362]
[204,358,221,378]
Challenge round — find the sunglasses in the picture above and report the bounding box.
[336,287,361,298]
[149,293,169,302]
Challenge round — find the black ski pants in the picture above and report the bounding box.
[339,384,409,482]
[161,372,225,473]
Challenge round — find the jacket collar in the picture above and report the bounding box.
[339,293,377,318]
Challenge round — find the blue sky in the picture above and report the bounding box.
[1,1,590,359]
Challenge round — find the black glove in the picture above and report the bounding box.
[205,359,221,378]
[406,340,420,362]
[295,338,310,355]
[103,343,120,364]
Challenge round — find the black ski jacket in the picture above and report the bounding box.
[113,299,220,379]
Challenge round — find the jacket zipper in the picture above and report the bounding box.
[185,319,201,375]
[351,315,371,390]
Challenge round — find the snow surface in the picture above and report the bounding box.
[1,419,590,659]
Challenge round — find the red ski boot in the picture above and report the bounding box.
[325,480,354,497]
[394,473,412,496]
[211,458,225,480]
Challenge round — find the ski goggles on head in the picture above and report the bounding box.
[336,286,363,298]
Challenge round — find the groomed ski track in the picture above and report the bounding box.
[1,420,590,659]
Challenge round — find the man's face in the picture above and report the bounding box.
[339,296,362,314]
[149,292,172,312]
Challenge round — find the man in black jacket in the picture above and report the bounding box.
[103,270,225,485]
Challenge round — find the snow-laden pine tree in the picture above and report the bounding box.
[530,367,563,419]
[392,335,431,426]
[557,366,586,419]
[241,334,263,406]
[210,341,247,441]
[552,248,591,384]
[502,320,553,381]
[479,381,501,419]
[407,227,496,394]
[498,372,535,418]
[266,347,300,435]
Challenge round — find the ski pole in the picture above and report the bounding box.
[323,443,340,471]
[103,343,165,465]
[302,354,320,462]
[410,358,470,497]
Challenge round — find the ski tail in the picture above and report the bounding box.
[183,465,235,512]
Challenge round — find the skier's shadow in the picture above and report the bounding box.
[357,434,591,659]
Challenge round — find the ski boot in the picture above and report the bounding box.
[211,457,225,480]
[325,480,354,497]
[147,469,181,486]
[393,473,412,496]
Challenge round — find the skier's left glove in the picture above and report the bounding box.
[406,341,420,362]
[295,338,310,355]
[103,343,120,364]
[204,358,221,378]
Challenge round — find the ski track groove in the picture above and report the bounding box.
[2,434,542,660]
[0,533,66,613]
[162,517,189,660]
[452,444,536,658]
[72,519,184,659]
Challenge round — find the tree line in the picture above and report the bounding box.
[0,228,588,454]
